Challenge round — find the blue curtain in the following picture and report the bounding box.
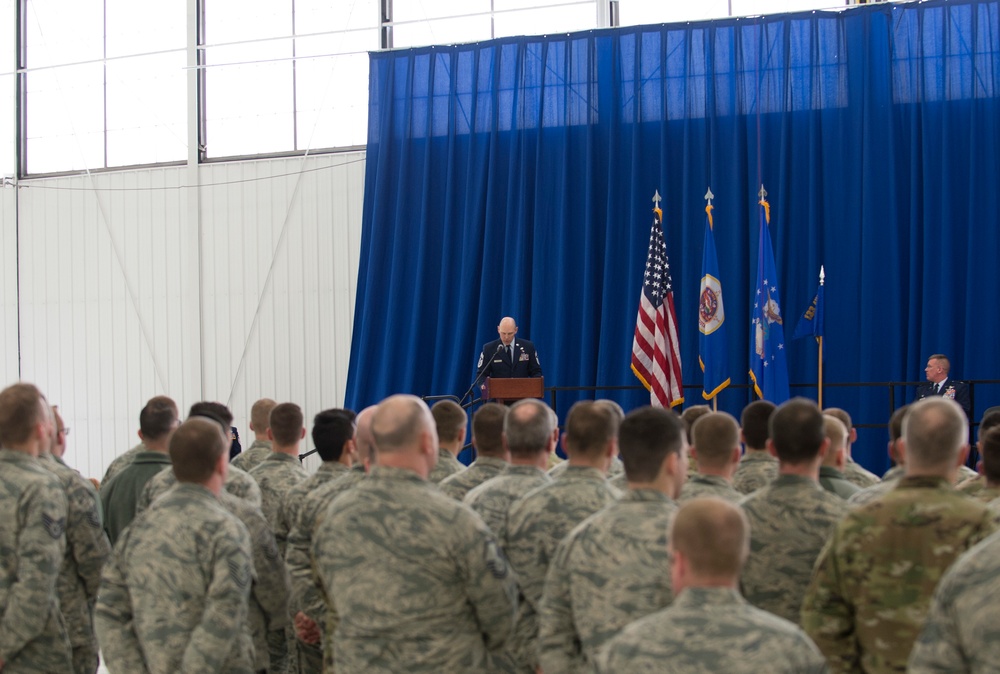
[346,0,1000,473]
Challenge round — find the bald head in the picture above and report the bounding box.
[504,399,554,458]
[671,497,750,585]
[498,317,518,346]
[903,397,968,472]
[170,417,228,484]
[355,405,378,463]
[373,395,437,454]
[691,412,740,470]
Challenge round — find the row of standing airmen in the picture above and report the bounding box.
[1,382,999,673]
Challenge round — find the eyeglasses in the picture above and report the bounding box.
[59,427,70,436]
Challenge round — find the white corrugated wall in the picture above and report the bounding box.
[6,151,365,478]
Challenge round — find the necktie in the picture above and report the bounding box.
[508,345,514,367]
[935,382,941,395]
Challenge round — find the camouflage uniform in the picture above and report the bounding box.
[100,450,172,545]
[101,442,145,485]
[956,473,985,496]
[428,448,464,483]
[0,449,73,673]
[842,457,880,488]
[505,466,620,671]
[219,490,290,674]
[312,465,518,673]
[137,464,262,513]
[539,489,676,672]
[908,530,1000,673]
[231,439,273,473]
[956,464,979,483]
[41,455,111,674]
[678,474,742,503]
[463,466,551,547]
[280,461,349,673]
[249,453,309,557]
[732,451,778,494]
[285,466,366,673]
[740,474,849,624]
[802,476,998,673]
[607,472,628,491]
[848,467,903,508]
[595,587,829,674]
[818,465,861,499]
[439,456,508,501]
[95,483,254,674]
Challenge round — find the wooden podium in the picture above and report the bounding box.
[483,376,544,403]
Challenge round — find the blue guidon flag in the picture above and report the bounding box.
[749,188,790,404]
[699,192,730,400]
[632,191,684,408]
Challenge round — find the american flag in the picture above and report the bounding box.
[631,201,684,408]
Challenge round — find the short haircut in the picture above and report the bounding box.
[978,408,1000,441]
[904,397,968,469]
[824,408,853,435]
[618,406,684,483]
[170,417,227,483]
[769,398,826,465]
[823,415,847,453]
[0,382,44,447]
[681,405,711,444]
[670,497,750,578]
[504,399,554,458]
[355,405,378,462]
[929,354,951,373]
[691,412,739,469]
[140,396,179,441]
[889,405,910,443]
[472,403,507,457]
[740,400,776,450]
[594,399,626,425]
[372,396,429,453]
[251,398,277,431]
[431,400,466,444]
[565,401,617,459]
[979,426,1000,483]
[312,409,357,462]
[269,402,304,446]
[188,401,234,428]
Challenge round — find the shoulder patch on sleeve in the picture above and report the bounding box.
[484,539,509,580]
[42,512,66,539]
[228,558,251,589]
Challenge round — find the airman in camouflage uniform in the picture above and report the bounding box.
[848,406,909,508]
[824,408,880,488]
[506,401,620,671]
[43,406,111,674]
[539,406,685,672]
[278,409,356,673]
[740,399,849,624]
[732,400,778,494]
[803,398,998,673]
[313,395,517,672]
[679,412,742,504]
[428,400,467,483]
[440,403,509,500]
[95,418,254,674]
[0,383,73,674]
[231,398,277,473]
[955,410,1000,503]
[463,400,555,546]
[596,498,828,674]
[908,529,1000,673]
[817,416,861,499]
[249,403,309,556]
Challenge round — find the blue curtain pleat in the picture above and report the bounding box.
[347,0,1000,474]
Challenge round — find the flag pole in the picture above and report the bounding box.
[818,266,825,408]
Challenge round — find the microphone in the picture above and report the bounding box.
[461,343,504,404]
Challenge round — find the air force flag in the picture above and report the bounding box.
[749,191,790,404]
